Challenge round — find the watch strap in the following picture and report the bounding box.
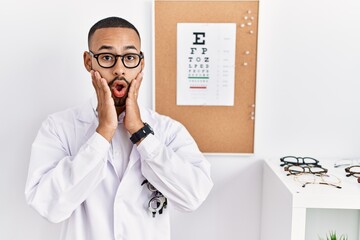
[130,123,154,144]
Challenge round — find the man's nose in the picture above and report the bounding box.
[112,57,126,75]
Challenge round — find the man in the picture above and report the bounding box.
[25,17,213,240]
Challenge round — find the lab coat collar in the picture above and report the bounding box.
[76,95,98,124]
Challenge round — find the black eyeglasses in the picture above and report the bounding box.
[280,156,320,167]
[89,51,143,69]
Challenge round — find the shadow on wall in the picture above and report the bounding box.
[171,157,264,240]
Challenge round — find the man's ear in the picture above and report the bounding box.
[83,51,92,72]
[140,56,145,72]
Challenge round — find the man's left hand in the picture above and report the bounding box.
[124,71,144,135]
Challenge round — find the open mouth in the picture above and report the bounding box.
[111,80,128,98]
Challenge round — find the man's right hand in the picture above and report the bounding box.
[91,70,117,142]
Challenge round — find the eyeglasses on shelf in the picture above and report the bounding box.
[284,164,328,176]
[293,173,342,189]
[334,159,360,168]
[344,165,360,183]
[280,156,320,167]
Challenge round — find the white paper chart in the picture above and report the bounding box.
[176,23,236,106]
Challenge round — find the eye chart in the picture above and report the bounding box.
[176,23,236,106]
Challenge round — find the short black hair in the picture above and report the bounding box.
[88,17,141,48]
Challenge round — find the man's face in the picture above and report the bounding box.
[84,27,144,107]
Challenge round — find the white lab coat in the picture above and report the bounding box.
[25,96,213,240]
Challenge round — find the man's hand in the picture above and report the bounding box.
[91,70,117,142]
[124,72,144,135]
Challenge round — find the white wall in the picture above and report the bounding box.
[1,0,360,240]
[255,0,360,159]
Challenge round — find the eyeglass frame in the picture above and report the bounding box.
[280,156,320,167]
[345,165,360,177]
[344,165,360,184]
[89,50,144,69]
[284,164,328,176]
[293,173,342,189]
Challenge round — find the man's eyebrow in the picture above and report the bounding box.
[97,45,114,51]
[97,45,138,52]
[123,45,138,51]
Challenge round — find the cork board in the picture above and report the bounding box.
[154,0,258,153]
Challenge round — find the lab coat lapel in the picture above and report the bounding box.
[76,96,97,124]
[75,98,102,153]
[127,145,141,170]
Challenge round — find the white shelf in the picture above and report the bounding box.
[261,158,360,240]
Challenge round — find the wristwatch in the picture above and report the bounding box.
[130,122,154,144]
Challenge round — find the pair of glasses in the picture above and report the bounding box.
[293,173,342,189]
[141,180,167,217]
[280,156,320,167]
[284,164,328,176]
[89,51,144,69]
[345,165,360,183]
[334,159,360,168]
